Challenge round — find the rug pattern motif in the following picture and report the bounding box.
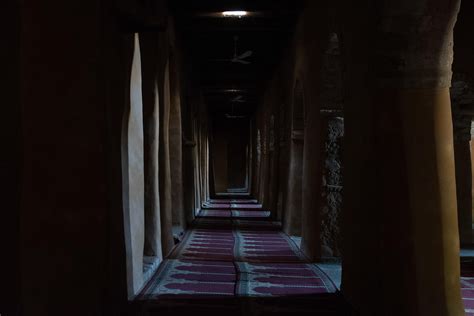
[140,200,337,299]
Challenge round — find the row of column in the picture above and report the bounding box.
[255,0,467,314]
[254,2,340,262]
[140,26,211,274]
[124,23,199,297]
[4,1,210,313]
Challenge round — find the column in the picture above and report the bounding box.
[169,57,186,231]
[341,0,464,314]
[140,33,163,259]
[283,81,304,236]
[158,44,174,256]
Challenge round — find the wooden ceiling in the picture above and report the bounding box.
[170,0,305,117]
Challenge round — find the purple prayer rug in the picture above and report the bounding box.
[198,209,271,219]
[139,211,337,299]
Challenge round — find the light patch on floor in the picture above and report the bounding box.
[462,248,474,258]
[289,235,342,290]
[316,263,342,290]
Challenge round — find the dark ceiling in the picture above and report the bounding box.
[170,0,305,117]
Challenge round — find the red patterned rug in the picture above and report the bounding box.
[236,262,336,296]
[139,215,337,299]
[234,228,305,263]
[139,259,236,299]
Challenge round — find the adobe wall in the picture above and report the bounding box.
[7,0,176,314]
[1,0,21,314]
[168,22,186,231]
[17,1,117,314]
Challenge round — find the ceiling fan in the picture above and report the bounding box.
[213,36,253,65]
[231,95,245,103]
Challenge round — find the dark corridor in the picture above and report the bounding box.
[4,0,474,316]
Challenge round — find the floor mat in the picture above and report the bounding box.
[236,262,337,296]
[234,228,305,263]
[140,216,337,299]
[197,209,271,219]
[202,199,263,210]
[202,203,263,210]
[140,259,236,299]
[197,210,232,217]
[206,199,258,204]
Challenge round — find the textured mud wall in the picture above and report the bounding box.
[452,0,474,240]
[320,117,344,258]
[451,74,474,142]
[319,32,344,258]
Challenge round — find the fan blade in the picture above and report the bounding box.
[236,50,253,59]
[231,95,244,102]
[233,59,251,65]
